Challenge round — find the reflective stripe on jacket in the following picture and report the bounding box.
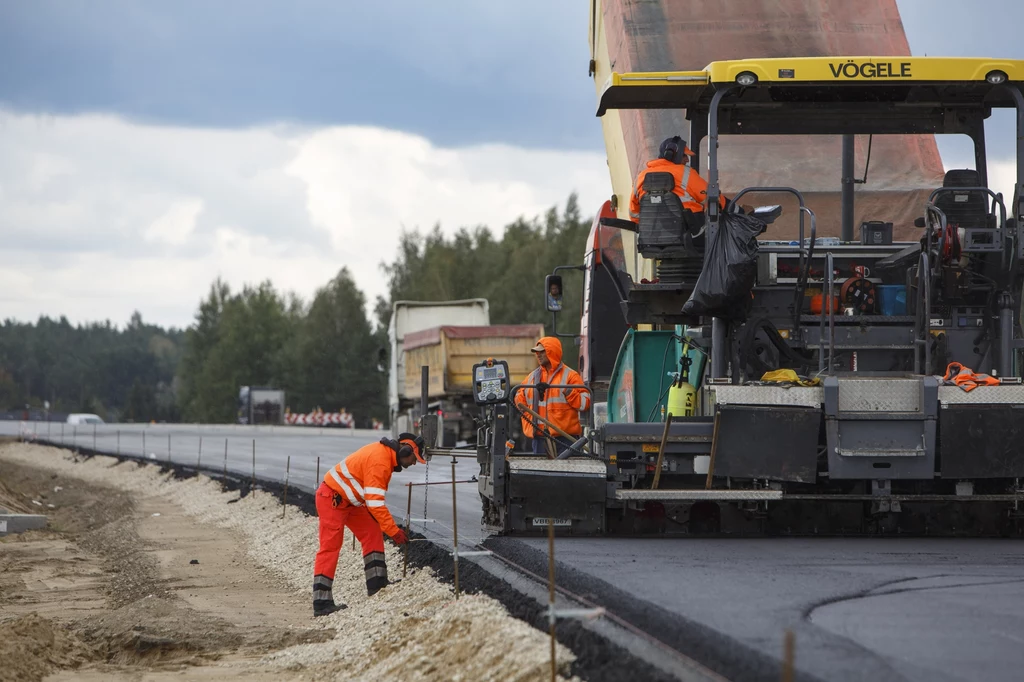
[323,442,400,536]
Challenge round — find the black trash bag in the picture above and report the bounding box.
[681,211,766,321]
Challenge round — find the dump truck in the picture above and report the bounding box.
[473,52,1024,537]
[403,324,544,446]
[387,299,490,437]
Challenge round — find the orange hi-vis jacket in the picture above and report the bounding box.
[515,338,590,439]
[629,158,728,219]
[943,362,1001,392]
[323,442,401,537]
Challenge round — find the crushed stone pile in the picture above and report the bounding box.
[0,443,581,681]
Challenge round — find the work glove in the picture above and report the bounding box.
[535,382,550,394]
[391,528,408,545]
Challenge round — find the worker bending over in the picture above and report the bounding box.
[312,433,423,617]
[629,135,728,236]
[515,336,590,456]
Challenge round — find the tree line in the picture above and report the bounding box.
[0,195,591,425]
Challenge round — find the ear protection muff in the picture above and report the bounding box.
[397,432,426,463]
[659,136,686,164]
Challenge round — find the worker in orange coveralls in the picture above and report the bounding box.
[312,433,424,616]
[515,336,590,456]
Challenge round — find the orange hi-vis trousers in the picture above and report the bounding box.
[313,482,388,606]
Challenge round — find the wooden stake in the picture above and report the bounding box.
[548,518,556,682]
[652,413,674,490]
[782,629,795,682]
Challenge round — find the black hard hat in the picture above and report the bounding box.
[659,136,696,164]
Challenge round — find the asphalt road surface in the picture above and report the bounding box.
[9,421,1024,681]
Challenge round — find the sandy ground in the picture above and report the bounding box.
[0,442,579,681]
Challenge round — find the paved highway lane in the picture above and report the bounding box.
[517,536,1024,682]
[7,421,488,545]
[10,420,1024,681]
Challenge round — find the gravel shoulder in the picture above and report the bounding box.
[0,442,580,681]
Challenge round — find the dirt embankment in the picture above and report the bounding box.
[0,443,580,681]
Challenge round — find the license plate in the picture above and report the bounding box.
[642,443,661,453]
[533,518,572,527]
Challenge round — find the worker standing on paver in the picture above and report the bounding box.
[312,433,424,616]
[515,336,590,457]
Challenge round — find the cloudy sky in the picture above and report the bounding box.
[2,1,1022,329]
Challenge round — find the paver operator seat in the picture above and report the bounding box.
[636,172,705,260]
[933,169,994,230]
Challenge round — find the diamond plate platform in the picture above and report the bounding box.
[711,385,823,408]
[837,378,921,413]
[508,458,607,478]
[938,384,1024,404]
[615,489,784,501]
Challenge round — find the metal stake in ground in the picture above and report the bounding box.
[93,423,97,451]
[451,458,460,599]
[251,439,256,496]
[404,482,413,578]
[197,436,203,469]
[168,433,171,463]
[223,438,228,475]
[421,365,430,533]
[142,429,146,456]
[117,430,120,456]
[61,423,64,444]
[316,456,320,489]
[282,455,291,519]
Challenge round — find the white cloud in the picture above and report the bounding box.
[0,111,609,328]
[143,198,203,246]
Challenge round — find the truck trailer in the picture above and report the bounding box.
[403,324,544,445]
[387,299,490,437]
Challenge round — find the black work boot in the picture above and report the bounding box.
[313,600,347,617]
[364,551,390,596]
[313,574,347,616]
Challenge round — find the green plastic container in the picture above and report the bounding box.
[607,329,705,423]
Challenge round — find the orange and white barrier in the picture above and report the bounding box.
[285,410,355,427]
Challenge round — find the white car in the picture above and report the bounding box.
[66,413,105,425]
